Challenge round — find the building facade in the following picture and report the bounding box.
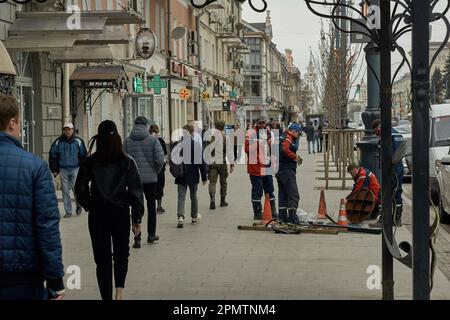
[198,0,247,128]
[241,11,293,126]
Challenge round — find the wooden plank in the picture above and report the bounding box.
[238,225,272,231]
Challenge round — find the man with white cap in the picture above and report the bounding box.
[49,122,87,218]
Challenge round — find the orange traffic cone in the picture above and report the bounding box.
[317,189,327,219]
[261,193,273,224]
[337,198,349,226]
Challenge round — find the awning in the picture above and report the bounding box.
[4,9,142,54]
[8,17,107,36]
[70,65,129,90]
[5,29,129,52]
[51,45,114,63]
[16,10,145,25]
[0,41,16,75]
[4,35,78,51]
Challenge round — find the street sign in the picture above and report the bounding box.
[148,75,167,94]
[201,91,210,101]
[179,88,191,100]
[350,19,371,43]
[208,97,223,111]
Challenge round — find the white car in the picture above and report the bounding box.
[429,104,450,206]
[437,156,450,223]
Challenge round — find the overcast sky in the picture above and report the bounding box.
[242,1,449,82]
[242,0,322,75]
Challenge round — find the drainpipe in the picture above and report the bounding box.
[167,0,173,141]
[63,0,71,125]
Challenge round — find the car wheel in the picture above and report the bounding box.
[439,195,450,224]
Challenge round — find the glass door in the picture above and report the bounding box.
[15,85,34,153]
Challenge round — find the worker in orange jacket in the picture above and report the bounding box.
[347,164,381,217]
[245,117,276,220]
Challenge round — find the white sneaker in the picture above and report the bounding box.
[192,214,201,224]
[177,216,184,228]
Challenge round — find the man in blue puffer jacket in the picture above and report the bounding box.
[49,122,87,218]
[0,95,65,300]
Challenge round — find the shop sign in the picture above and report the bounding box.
[208,97,223,111]
[179,88,191,100]
[133,77,144,94]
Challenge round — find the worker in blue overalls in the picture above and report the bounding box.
[369,119,405,228]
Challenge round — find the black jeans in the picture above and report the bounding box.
[155,169,165,201]
[88,206,130,300]
[143,183,157,237]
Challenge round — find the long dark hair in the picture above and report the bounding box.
[88,120,127,163]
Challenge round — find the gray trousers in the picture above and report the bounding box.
[177,184,199,219]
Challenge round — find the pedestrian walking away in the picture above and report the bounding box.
[49,122,87,218]
[150,124,168,214]
[276,123,303,224]
[205,120,234,209]
[317,121,324,153]
[171,124,208,228]
[124,117,165,247]
[304,122,316,154]
[233,122,244,163]
[0,95,65,300]
[75,120,144,300]
[245,117,277,220]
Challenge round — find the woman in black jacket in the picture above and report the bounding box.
[75,120,144,300]
[149,124,167,214]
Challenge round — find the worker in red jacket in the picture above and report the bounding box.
[276,123,303,224]
[347,164,381,217]
[245,117,276,220]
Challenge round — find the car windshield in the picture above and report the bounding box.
[433,116,450,146]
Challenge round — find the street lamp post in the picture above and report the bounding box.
[357,39,381,180]
[411,0,431,300]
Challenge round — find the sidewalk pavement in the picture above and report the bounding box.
[58,138,450,300]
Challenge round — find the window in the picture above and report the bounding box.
[155,4,161,49]
[212,44,215,69]
[251,76,261,97]
[173,18,178,57]
[144,0,150,25]
[160,6,165,51]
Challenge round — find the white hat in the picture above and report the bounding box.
[63,122,74,129]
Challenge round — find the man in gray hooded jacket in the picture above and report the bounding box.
[124,116,165,248]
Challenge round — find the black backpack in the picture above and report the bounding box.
[169,143,185,178]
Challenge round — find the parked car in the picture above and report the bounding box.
[436,156,450,223]
[394,122,412,180]
[430,104,450,205]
